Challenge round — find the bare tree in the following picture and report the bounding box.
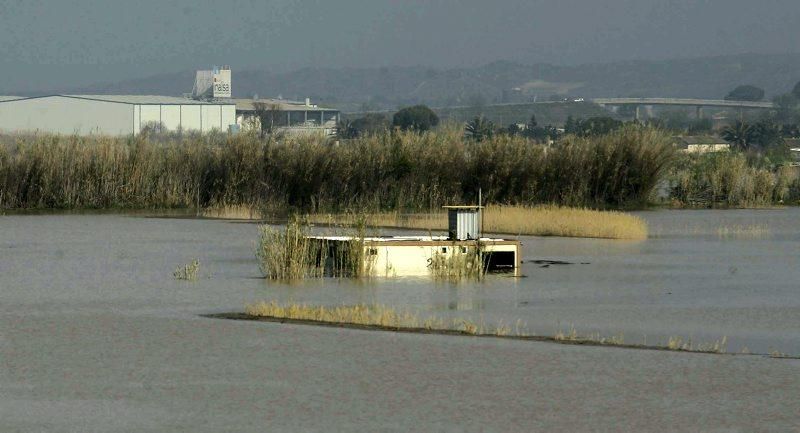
[253,102,283,137]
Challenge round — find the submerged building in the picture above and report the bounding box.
[309,206,521,278]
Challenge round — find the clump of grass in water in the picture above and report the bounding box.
[554,324,579,341]
[173,259,200,281]
[716,224,770,239]
[255,215,371,279]
[256,216,325,279]
[667,335,728,353]
[429,242,485,280]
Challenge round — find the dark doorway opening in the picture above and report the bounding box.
[483,251,516,272]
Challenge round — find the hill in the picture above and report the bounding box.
[34,53,800,113]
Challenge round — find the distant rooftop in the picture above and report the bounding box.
[63,95,235,105]
[674,136,729,145]
[233,98,337,112]
[307,235,511,243]
[785,138,800,148]
[0,94,234,105]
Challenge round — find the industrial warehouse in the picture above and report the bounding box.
[0,94,237,136]
[0,66,339,136]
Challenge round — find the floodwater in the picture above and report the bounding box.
[1,210,799,431]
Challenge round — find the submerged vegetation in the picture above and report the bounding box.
[428,243,486,280]
[716,224,771,239]
[255,216,370,279]
[242,301,745,355]
[173,259,200,281]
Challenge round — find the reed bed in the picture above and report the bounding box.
[669,152,800,207]
[202,204,263,220]
[256,218,323,280]
[0,125,675,211]
[243,301,742,355]
[307,205,648,240]
[483,205,647,239]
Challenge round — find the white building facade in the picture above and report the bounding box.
[0,95,236,136]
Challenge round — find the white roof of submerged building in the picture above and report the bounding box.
[0,95,235,105]
[307,235,514,243]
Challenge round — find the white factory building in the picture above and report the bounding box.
[0,66,340,137]
[0,94,237,136]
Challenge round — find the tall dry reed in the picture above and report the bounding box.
[0,125,675,211]
[669,152,799,207]
[255,216,371,279]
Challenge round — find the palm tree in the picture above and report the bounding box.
[721,120,752,150]
[465,116,495,141]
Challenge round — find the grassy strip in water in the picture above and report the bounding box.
[237,301,782,356]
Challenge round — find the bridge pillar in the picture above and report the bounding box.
[696,106,703,119]
[634,105,641,121]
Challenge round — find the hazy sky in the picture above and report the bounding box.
[1,0,799,92]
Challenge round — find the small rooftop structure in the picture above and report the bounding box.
[673,136,730,153]
[192,66,232,100]
[443,205,483,241]
[787,139,800,166]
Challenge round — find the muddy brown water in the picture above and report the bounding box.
[1,209,799,431]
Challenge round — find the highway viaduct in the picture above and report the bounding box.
[591,98,775,120]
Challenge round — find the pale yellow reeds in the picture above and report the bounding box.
[245,301,426,329]
[255,216,370,279]
[202,204,263,220]
[307,204,648,240]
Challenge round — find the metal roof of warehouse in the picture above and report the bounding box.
[232,98,338,112]
[0,95,235,105]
